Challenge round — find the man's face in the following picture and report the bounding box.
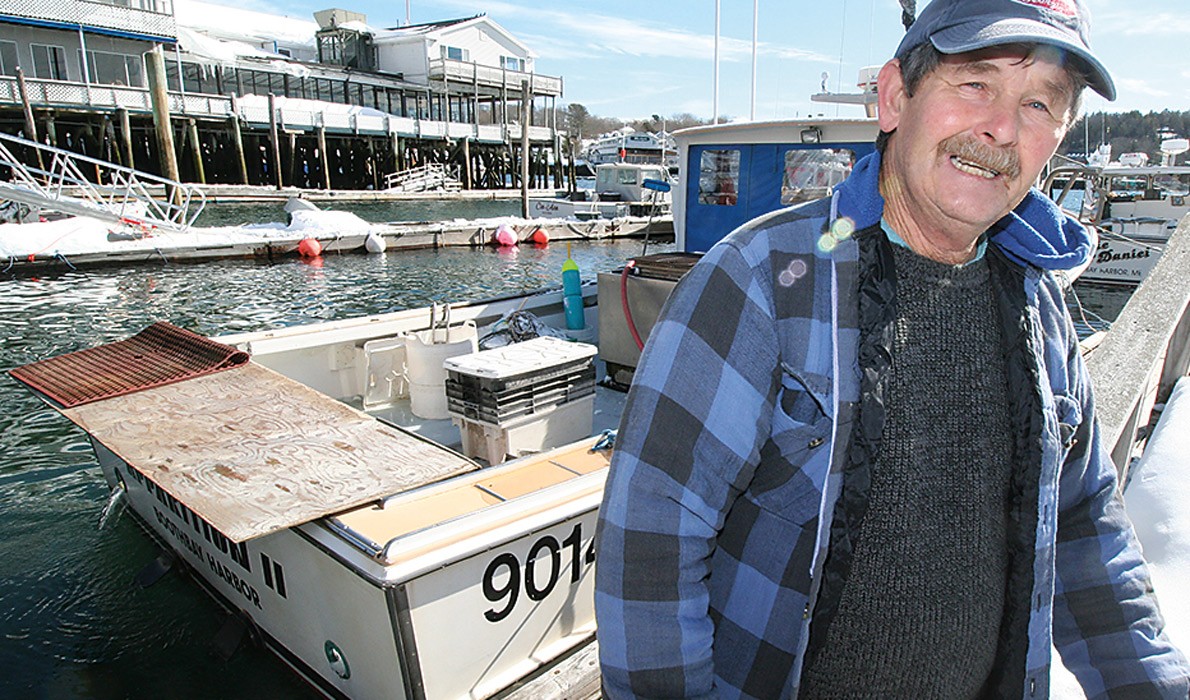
[877,46,1074,250]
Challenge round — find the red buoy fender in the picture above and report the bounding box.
[298,237,322,257]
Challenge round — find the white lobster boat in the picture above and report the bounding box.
[1046,140,1190,286]
[13,289,617,700]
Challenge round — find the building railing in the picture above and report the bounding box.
[0,76,562,144]
[0,76,233,116]
[428,58,563,97]
[0,0,177,38]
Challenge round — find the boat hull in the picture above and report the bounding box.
[95,436,601,700]
[1080,234,1164,285]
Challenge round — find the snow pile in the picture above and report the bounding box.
[1124,378,1190,652]
[285,209,375,237]
[1053,377,1190,698]
[174,0,317,50]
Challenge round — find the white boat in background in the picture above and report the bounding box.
[1046,138,1190,285]
[528,162,672,220]
[583,128,666,166]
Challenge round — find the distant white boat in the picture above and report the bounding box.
[583,128,667,166]
[529,162,672,220]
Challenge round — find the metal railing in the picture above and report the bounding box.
[383,163,462,193]
[0,131,204,230]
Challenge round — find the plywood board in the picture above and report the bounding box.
[333,438,611,549]
[63,362,477,542]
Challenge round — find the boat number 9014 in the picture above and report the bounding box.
[482,522,594,622]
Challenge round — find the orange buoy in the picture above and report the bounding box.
[298,237,322,257]
[530,227,549,246]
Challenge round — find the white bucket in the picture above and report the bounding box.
[404,321,478,419]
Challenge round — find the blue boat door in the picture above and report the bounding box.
[684,141,875,253]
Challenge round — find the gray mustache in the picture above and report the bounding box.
[939,135,1022,180]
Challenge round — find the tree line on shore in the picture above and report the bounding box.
[1060,110,1190,162]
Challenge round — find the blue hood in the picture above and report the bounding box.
[834,151,1093,271]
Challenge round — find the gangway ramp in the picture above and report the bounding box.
[0,131,204,231]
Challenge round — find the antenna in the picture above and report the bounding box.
[821,72,829,93]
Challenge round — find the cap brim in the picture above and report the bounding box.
[930,18,1116,101]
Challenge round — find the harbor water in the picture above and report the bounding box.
[0,227,1124,698]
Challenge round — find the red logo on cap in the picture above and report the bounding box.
[1012,0,1078,17]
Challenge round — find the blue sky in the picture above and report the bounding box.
[223,0,1190,122]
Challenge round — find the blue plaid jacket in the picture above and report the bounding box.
[595,152,1189,699]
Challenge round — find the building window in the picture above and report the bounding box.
[81,50,145,87]
[0,40,18,77]
[440,45,469,61]
[500,56,523,72]
[699,150,740,206]
[31,44,67,80]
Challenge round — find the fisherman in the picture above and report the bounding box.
[594,0,1190,697]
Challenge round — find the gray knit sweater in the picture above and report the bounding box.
[799,243,1015,699]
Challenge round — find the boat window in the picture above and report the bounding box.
[1154,173,1190,197]
[781,148,856,205]
[618,169,638,185]
[699,150,740,206]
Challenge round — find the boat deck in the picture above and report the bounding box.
[328,437,611,561]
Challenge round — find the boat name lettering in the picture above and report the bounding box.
[153,506,206,560]
[1095,247,1150,264]
[122,462,251,573]
[207,552,263,610]
[481,521,595,623]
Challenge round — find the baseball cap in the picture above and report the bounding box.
[895,0,1115,100]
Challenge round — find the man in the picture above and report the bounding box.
[594,0,1190,697]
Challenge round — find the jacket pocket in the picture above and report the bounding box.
[748,365,832,523]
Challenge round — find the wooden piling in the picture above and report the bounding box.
[462,137,472,190]
[286,131,297,187]
[15,67,44,170]
[520,79,529,218]
[187,118,206,184]
[267,93,283,190]
[229,113,249,185]
[117,108,135,169]
[144,46,181,187]
[317,125,331,190]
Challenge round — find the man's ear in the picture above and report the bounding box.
[876,59,906,134]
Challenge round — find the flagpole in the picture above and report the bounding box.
[713,0,720,124]
[750,0,758,121]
